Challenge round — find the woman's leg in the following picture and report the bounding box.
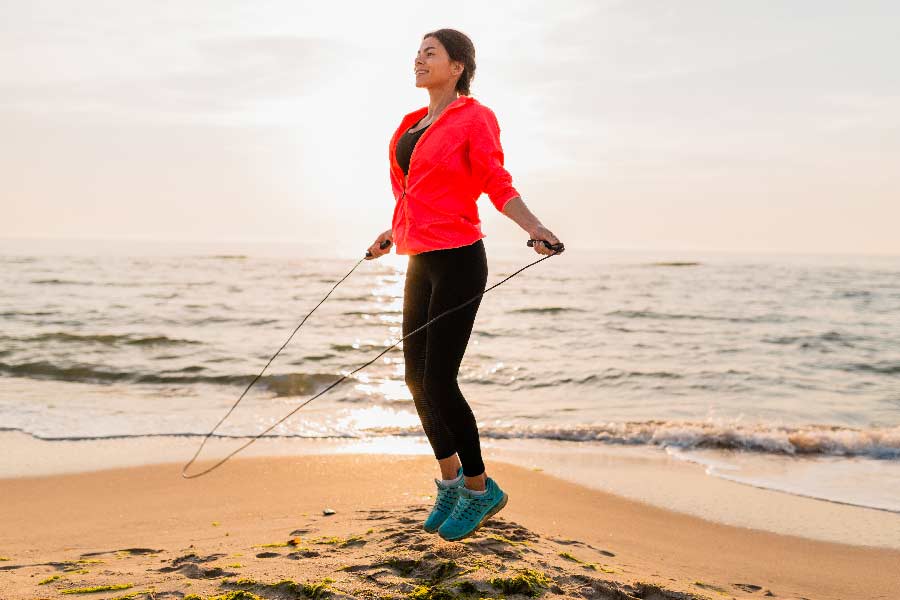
[403,253,460,472]
[421,240,489,488]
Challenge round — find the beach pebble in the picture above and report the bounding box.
[323,508,336,515]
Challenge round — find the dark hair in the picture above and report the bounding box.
[422,28,476,96]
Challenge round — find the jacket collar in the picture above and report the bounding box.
[391,95,476,184]
[400,94,475,127]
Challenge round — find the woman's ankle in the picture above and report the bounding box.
[439,467,461,480]
[463,473,487,491]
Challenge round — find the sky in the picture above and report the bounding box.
[1,0,898,256]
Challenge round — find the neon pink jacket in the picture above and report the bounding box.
[388,95,520,255]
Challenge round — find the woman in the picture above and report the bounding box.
[366,28,563,541]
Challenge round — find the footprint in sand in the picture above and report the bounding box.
[159,562,236,579]
[548,536,616,558]
[157,552,236,579]
[80,548,162,557]
[286,549,321,559]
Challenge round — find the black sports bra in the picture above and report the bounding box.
[395,122,430,175]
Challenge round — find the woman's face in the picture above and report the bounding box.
[414,36,462,90]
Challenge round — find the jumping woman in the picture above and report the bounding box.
[366,28,563,541]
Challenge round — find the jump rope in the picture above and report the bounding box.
[181,237,565,478]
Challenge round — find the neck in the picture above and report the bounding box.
[425,85,460,121]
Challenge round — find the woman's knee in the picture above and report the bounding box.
[422,374,460,405]
[405,369,424,397]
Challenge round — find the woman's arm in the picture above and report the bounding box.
[501,196,563,255]
[469,108,564,255]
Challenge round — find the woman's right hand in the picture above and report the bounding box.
[365,229,394,260]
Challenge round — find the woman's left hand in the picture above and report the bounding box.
[529,225,564,255]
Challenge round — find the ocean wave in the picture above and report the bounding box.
[607,309,799,324]
[0,360,341,397]
[510,307,587,314]
[366,420,900,460]
[29,278,92,285]
[329,342,389,352]
[341,310,402,316]
[0,426,357,442]
[762,330,862,348]
[0,332,202,346]
[839,361,900,375]
[0,310,57,318]
[499,369,684,389]
[4,420,897,460]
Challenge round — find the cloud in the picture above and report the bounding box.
[0,34,353,121]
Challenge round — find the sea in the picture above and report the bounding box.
[1,236,898,519]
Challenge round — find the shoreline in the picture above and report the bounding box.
[1,453,899,600]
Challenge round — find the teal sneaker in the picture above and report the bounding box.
[423,466,465,533]
[437,476,509,541]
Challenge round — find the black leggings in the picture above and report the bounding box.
[403,239,488,477]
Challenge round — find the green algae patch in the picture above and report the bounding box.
[408,584,456,600]
[38,574,63,585]
[107,591,153,600]
[220,576,336,599]
[303,578,336,599]
[309,534,366,547]
[60,558,103,572]
[0,556,10,560]
[488,568,552,597]
[457,556,493,577]
[484,533,529,546]
[693,580,729,596]
[60,583,134,594]
[452,581,480,594]
[407,579,486,600]
[558,551,600,570]
[185,592,263,600]
[255,537,303,548]
[597,565,617,573]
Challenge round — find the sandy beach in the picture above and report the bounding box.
[2,453,898,600]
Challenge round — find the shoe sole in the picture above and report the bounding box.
[439,492,509,542]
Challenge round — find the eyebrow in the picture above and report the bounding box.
[420,46,436,52]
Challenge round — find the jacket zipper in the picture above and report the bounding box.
[402,99,462,195]
[397,98,466,241]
